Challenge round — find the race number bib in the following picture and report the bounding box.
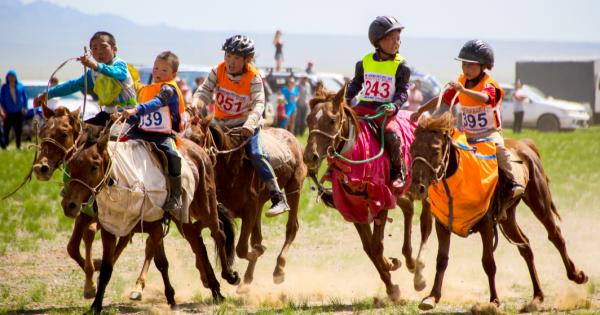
[361,72,396,103]
[139,106,172,133]
[215,87,250,115]
[461,105,498,134]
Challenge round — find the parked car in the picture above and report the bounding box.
[500,83,590,131]
[409,68,442,104]
[259,67,344,93]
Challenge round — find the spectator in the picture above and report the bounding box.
[273,30,284,71]
[511,80,528,133]
[279,77,298,132]
[305,60,315,74]
[0,70,28,149]
[175,76,192,105]
[0,77,5,149]
[406,81,423,111]
[295,77,311,135]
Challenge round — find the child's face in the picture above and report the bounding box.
[224,52,248,74]
[152,58,177,83]
[90,36,116,64]
[461,61,483,80]
[378,30,401,55]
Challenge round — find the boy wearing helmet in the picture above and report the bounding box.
[411,39,525,212]
[191,35,290,217]
[346,16,412,192]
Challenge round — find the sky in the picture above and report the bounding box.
[21,0,600,43]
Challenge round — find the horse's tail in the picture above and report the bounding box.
[522,138,562,222]
[217,204,236,266]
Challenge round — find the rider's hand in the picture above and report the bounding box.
[33,93,47,107]
[448,81,464,93]
[77,54,98,71]
[410,111,421,122]
[240,127,254,139]
[110,112,121,122]
[122,108,138,119]
[385,105,396,117]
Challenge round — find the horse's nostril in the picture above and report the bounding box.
[40,165,49,173]
[68,202,77,210]
[312,154,319,162]
[419,184,426,195]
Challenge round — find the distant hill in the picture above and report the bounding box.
[2,0,600,84]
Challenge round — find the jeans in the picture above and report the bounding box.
[3,111,23,149]
[246,128,276,182]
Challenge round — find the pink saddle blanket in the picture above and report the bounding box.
[328,110,416,224]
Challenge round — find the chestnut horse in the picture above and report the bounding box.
[410,112,588,311]
[61,131,238,313]
[303,86,429,301]
[190,114,306,292]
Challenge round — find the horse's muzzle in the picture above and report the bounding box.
[33,158,53,181]
[410,182,428,201]
[61,198,80,218]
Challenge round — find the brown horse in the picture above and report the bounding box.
[303,86,429,301]
[61,131,238,313]
[409,112,588,311]
[190,113,306,292]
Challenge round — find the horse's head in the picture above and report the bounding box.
[303,84,354,175]
[61,133,109,218]
[33,104,81,181]
[410,112,455,200]
[189,110,214,147]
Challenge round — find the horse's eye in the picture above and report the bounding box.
[329,118,336,126]
[61,132,68,138]
[91,165,98,172]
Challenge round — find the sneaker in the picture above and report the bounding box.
[265,192,290,217]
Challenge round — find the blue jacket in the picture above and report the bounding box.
[280,85,299,117]
[0,70,28,114]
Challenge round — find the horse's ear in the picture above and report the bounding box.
[200,112,213,130]
[331,83,347,114]
[309,97,322,111]
[97,133,109,152]
[41,102,54,120]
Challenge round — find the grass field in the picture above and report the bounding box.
[0,127,599,314]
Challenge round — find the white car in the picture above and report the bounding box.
[500,83,590,131]
[137,64,211,88]
[22,80,100,120]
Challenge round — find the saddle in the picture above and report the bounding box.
[95,140,195,237]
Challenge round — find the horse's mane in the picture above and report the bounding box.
[417,112,456,134]
[53,106,71,117]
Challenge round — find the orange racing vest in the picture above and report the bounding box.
[457,73,504,135]
[214,62,259,120]
[137,80,186,134]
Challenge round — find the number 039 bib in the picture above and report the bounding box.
[139,106,172,133]
[358,52,404,104]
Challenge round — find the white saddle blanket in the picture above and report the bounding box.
[260,129,294,169]
[96,140,195,237]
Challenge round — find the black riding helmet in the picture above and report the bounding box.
[222,35,255,57]
[455,39,495,70]
[368,16,404,47]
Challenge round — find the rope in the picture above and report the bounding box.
[1,120,40,199]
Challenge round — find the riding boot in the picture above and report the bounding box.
[164,175,183,213]
[384,132,406,193]
[496,145,525,221]
[265,178,290,217]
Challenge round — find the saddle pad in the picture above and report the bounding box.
[260,128,294,169]
[96,140,195,236]
[428,130,499,237]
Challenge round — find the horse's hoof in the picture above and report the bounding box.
[573,271,589,284]
[273,272,285,284]
[83,285,96,299]
[129,290,142,301]
[212,289,225,303]
[419,296,436,311]
[236,284,251,294]
[472,302,500,314]
[387,285,401,302]
[389,257,401,271]
[406,258,416,274]
[414,274,427,292]
[93,259,102,270]
[520,296,542,313]
[224,271,241,286]
[170,303,178,310]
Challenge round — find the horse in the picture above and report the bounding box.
[61,128,239,313]
[190,112,306,292]
[409,112,588,311]
[303,85,429,301]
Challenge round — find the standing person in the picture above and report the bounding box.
[34,31,137,127]
[273,30,284,72]
[279,77,298,132]
[511,80,528,133]
[294,77,311,135]
[406,81,423,111]
[191,34,290,217]
[345,16,411,191]
[122,51,187,212]
[410,39,525,216]
[0,70,28,149]
[0,77,6,149]
[305,60,314,74]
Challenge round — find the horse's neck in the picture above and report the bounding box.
[338,108,356,154]
[445,142,458,178]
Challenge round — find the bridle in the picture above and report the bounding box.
[65,150,113,204]
[411,132,453,184]
[307,106,352,159]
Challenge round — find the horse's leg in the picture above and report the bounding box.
[419,220,450,311]
[273,186,301,284]
[522,191,588,284]
[80,215,98,299]
[371,210,401,302]
[238,213,266,294]
[129,236,154,301]
[148,223,176,308]
[205,197,240,286]
[113,233,133,262]
[397,195,415,272]
[479,216,500,306]
[499,205,544,312]
[235,202,261,293]
[414,200,433,292]
[90,229,117,314]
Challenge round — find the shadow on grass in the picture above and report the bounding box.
[3,303,147,315]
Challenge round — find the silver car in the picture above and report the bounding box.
[500,83,590,131]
